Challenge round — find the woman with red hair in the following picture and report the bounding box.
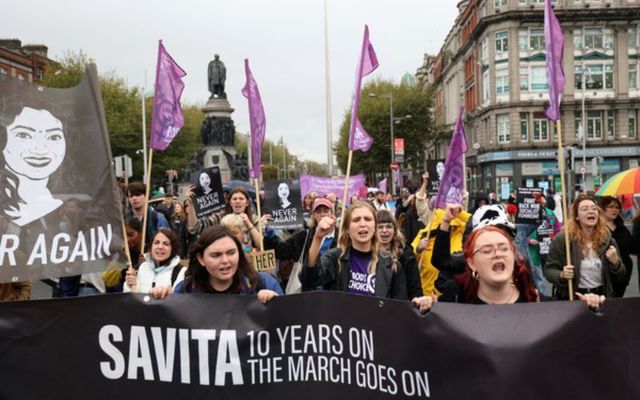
[424,225,603,308]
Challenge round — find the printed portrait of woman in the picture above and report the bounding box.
[278,182,291,209]
[199,171,213,195]
[1,105,67,227]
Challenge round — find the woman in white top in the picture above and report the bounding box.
[124,229,185,293]
[544,195,625,299]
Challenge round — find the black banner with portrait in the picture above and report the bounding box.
[0,65,125,283]
[264,179,303,230]
[0,293,639,399]
[425,159,446,196]
[190,166,224,218]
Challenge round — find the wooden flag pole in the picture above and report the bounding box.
[140,148,154,256]
[555,120,573,300]
[121,216,137,292]
[339,151,354,226]
[254,177,264,252]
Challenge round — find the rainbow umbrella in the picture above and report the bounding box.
[595,167,640,196]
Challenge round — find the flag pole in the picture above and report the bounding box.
[340,151,354,225]
[140,148,154,256]
[555,121,573,300]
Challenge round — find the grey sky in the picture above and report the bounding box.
[5,0,458,164]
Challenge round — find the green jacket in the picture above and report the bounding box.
[543,231,625,299]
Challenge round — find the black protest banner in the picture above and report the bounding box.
[190,167,225,218]
[0,66,125,283]
[264,179,304,230]
[516,187,542,224]
[426,159,446,196]
[0,292,639,399]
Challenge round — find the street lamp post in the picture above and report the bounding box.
[579,65,593,192]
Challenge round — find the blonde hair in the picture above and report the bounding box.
[567,195,610,255]
[220,213,245,232]
[338,201,381,275]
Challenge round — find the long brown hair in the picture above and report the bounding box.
[377,210,402,272]
[338,201,380,274]
[224,187,255,221]
[184,225,260,293]
[567,195,609,255]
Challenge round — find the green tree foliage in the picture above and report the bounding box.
[42,50,201,183]
[335,79,435,181]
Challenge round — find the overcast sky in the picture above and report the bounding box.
[5,0,458,164]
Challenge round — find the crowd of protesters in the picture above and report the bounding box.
[9,171,640,313]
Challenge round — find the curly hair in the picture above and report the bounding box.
[567,195,610,256]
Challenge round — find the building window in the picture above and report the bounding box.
[520,113,529,141]
[518,29,545,52]
[629,112,637,139]
[533,113,549,141]
[17,74,25,81]
[586,110,603,140]
[630,63,638,90]
[574,27,614,50]
[494,0,507,7]
[0,67,6,75]
[574,64,614,90]
[530,66,548,91]
[519,67,529,90]
[495,31,509,54]
[607,110,615,139]
[496,69,510,95]
[497,114,510,143]
[628,26,639,48]
[482,70,490,103]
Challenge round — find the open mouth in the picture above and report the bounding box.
[24,157,52,168]
[492,262,507,272]
[218,265,233,275]
[586,215,597,222]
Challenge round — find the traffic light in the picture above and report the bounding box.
[564,146,574,170]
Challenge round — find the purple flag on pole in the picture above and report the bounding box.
[544,0,565,121]
[378,178,387,194]
[434,107,468,209]
[242,59,266,179]
[150,41,187,151]
[348,25,379,152]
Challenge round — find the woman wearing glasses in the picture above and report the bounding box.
[453,225,603,307]
[544,195,625,300]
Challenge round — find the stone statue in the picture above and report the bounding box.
[208,54,226,99]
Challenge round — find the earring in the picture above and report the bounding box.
[472,270,479,280]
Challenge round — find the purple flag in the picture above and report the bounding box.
[378,178,387,194]
[242,59,266,179]
[348,25,379,152]
[150,41,187,151]
[544,0,565,121]
[434,107,468,209]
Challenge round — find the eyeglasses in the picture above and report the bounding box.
[472,243,512,258]
[377,223,395,231]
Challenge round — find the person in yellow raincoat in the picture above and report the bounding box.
[412,206,470,296]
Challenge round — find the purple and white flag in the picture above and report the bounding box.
[150,41,187,151]
[544,0,565,121]
[434,107,468,209]
[378,178,387,194]
[348,25,379,152]
[242,59,266,179]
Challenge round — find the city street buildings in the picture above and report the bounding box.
[0,39,52,84]
[419,0,640,197]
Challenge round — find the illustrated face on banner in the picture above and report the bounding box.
[277,182,290,201]
[4,107,66,181]
[436,161,445,181]
[199,171,212,193]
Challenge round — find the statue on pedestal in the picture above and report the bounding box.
[208,54,226,99]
